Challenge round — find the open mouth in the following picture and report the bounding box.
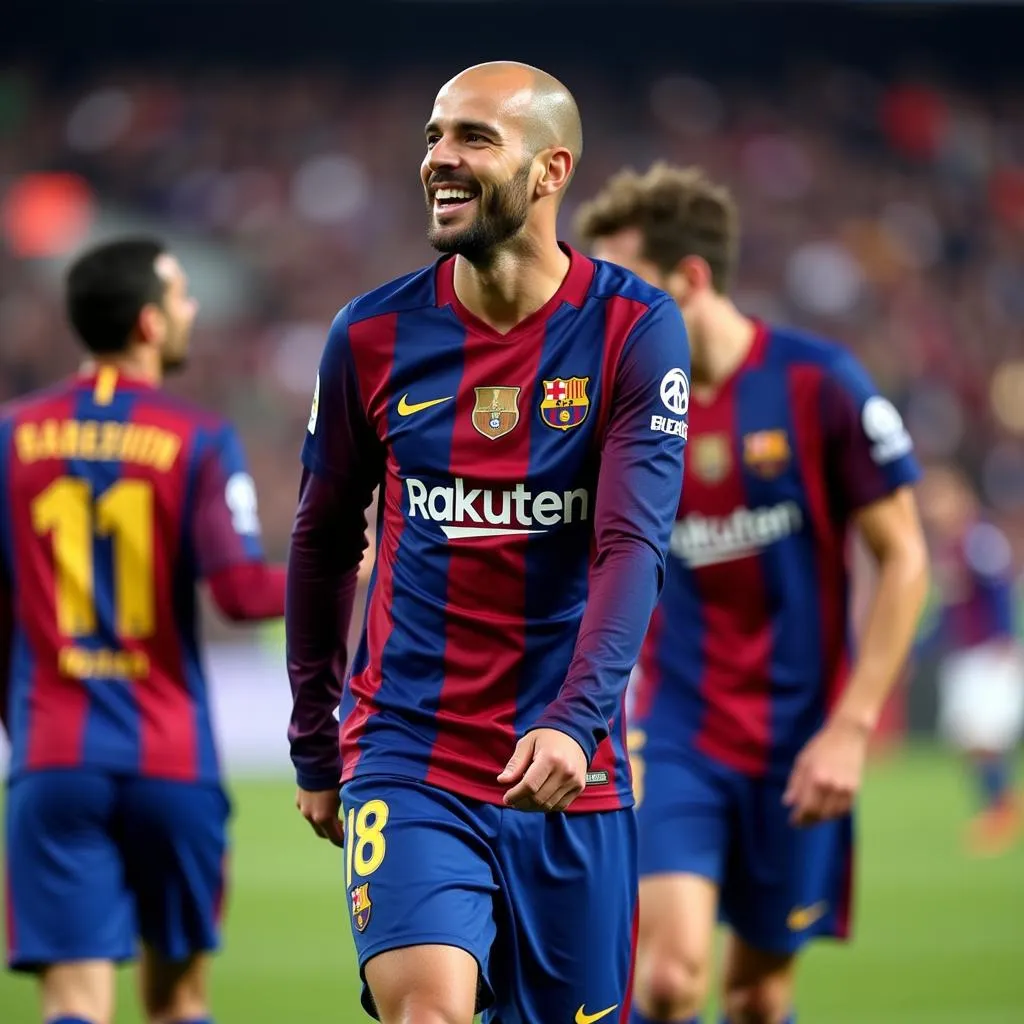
[433,186,478,218]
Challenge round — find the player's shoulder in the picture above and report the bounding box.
[762,322,876,390]
[588,257,674,317]
[763,323,853,371]
[0,378,78,426]
[343,262,441,329]
[131,386,230,436]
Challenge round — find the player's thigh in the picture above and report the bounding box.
[341,776,500,1021]
[722,775,853,956]
[490,806,636,1024]
[119,778,231,962]
[363,944,480,1024]
[5,770,135,971]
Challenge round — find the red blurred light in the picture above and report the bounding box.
[2,172,96,258]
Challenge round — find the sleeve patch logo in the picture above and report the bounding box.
[861,396,912,465]
[651,367,690,437]
[659,368,690,417]
[307,373,320,435]
[225,472,261,536]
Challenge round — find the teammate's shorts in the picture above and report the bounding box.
[938,643,1024,752]
[635,749,853,955]
[340,774,637,1024]
[5,769,230,971]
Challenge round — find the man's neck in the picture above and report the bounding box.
[452,238,570,335]
[691,300,757,396]
[81,349,162,387]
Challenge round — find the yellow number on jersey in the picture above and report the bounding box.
[627,728,647,809]
[32,478,155,639]
[345,798,391,888]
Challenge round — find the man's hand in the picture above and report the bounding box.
[783,717,870,827]
[296,787,345,847]
[498,728,589,812]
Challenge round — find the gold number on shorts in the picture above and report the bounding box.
[345,798,390,886]
[627,729,647,809]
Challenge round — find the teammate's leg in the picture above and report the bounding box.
[939,644,1024,855]
[138,948,212,1024]
[341,777,501,1024]
[120,779,230,1024]
[5,770,134,1024]
[39,962,116,1024]
[719,937,795,1024]
[628,749,730,1024]
[717,775,854,1024]
[964,747,1021,856]
[631,874,717,1023]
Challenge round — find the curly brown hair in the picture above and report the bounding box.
[574,162,739,294]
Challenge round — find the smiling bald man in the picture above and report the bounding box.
[286,60,692,1024]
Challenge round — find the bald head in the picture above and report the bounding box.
[422,61,583,259]
[439,61,583,169]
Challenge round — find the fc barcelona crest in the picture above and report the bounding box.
[350,882,372,933]
[691,432,732,484]
[743,429,791,479]
[540,376,590,431]
[472,386,521,440]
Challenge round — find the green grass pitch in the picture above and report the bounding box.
[2,745,1022,1022]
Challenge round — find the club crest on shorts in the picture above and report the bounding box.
[350,882,372,932]
[472,386,521,440]
[691,432,732,484]
[540,376,590,431]
[742,429,791,478]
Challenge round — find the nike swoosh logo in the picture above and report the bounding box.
[397,393,453,417]
[787,901,828,931]
[576,1004,619,1024]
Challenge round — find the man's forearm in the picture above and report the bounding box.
[538,537,663,762]
[286,469,364,790]
[833,543,929,731]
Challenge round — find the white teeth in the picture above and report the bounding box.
[435,188,475,201]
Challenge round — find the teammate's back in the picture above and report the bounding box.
[1,367,270,782]
[1,236,286,1024]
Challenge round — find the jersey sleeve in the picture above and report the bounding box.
[287,307,385,791]
[190,422,267,578]
[534,298,690,761]
[820,351,921,516]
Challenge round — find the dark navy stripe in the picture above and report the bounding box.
[372,310,465,778]
[74,386,141,773]
[735,367,823,775]
[182,424,218,780]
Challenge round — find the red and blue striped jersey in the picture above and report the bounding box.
[0,368,267,783]
[924,522,1018,653]
[287,246,691,811]
[631,323,921,780]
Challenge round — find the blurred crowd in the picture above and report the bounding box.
[2,61,1023,574]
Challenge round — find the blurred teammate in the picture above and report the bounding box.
[287,63,690,1024]
[577,165,929,1024]
[917,463,1023,856]
[0,238,287,1024]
